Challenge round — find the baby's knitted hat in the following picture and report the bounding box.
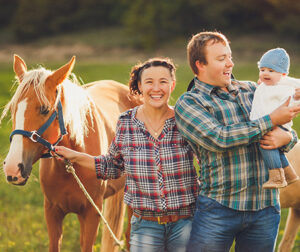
[258,48,290,74]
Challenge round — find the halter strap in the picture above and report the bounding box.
[9,100,67,158]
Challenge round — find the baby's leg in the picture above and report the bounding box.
[263,168,287,189]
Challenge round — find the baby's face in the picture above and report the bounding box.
[259,67,284,86]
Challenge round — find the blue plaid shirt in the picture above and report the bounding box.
[175,77,297,211]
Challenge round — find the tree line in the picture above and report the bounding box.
[1,0,299,48]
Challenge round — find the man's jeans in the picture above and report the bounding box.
[130,214,193,252]
[187,195,280,252]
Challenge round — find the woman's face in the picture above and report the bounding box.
[138,66,175,109]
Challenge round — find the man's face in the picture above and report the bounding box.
[198,41,234,90]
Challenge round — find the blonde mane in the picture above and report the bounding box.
[1,67,94,147]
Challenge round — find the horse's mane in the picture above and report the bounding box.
[1,67,94,147]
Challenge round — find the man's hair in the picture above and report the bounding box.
[187,31,229,75]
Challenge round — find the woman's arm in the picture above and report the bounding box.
[55,117,126,179]
[55,146,95,170]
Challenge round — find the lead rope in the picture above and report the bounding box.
[63,158,126,250]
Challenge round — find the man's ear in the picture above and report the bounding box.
[195,60,204,73]
[171,81,176,92]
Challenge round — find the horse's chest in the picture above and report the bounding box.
[41,171,103,214]
[44,184,102,213]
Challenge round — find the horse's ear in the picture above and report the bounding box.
[47,56,76,87]
[13,54,27,82]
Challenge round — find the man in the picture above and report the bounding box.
[175,31,300,252]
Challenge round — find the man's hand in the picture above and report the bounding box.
[260,126,292,149]
[270,97,300,126]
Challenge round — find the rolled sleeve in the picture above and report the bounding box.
[280,129,298,152]
[94,153,125,180]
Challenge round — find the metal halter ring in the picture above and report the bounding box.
[29,131,40,143]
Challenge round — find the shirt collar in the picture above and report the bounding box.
[192,77,239,96]
[131,106,176,130]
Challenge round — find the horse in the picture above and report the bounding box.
[1,55,139,252]
[279,141,300,251]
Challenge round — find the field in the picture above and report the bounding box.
[0,29,300,251]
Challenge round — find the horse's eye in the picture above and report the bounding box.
[40,105,50,115]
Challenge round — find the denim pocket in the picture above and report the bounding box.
[130,215,142,232]
[196,195,219,212]
[271,204,281,214]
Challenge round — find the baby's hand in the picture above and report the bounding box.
[294,88,300,101]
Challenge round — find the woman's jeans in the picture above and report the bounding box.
[259,146,289,169]
[187,195,280,252]
[130,214,192,252]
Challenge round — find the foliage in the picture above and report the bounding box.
[10,0,123,41]
[2,0,299,47]
[123,0,187,49]
[0,0,18,28]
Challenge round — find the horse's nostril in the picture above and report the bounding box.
[3,160,6,165]
[7,176,19,182]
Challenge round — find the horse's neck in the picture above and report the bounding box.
[88,105,113,155]
[61,104,111,156]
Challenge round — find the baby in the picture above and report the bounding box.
[250,48,300,189]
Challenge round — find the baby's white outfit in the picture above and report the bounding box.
[250,76,300,130]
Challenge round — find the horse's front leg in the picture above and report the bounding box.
[78,207,101,252]
[44,198,66,252]
[278,208,300,252]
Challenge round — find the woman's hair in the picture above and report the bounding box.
[187,31,229,75]
[129,57,176,95]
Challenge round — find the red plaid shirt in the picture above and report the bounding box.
[95,106,198,216]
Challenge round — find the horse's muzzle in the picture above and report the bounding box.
[7,176,29,186]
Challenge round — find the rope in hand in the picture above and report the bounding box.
[62,157,125,249]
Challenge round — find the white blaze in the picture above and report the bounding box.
[5,99,27,167]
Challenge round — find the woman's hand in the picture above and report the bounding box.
[54,146,95,170]
[54,146,80,162]
[55,146,95,170]
[260,126,292,149]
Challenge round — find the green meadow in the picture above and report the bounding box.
[1,59,300,251]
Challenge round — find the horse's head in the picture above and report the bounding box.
[2,55,75,185]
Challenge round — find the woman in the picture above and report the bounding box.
[55,57,198,252]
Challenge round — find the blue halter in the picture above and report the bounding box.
[9,100,67,158]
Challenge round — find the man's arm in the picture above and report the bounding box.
[260,127,298,152]
[175,90,300,153]
[175,93,273,152]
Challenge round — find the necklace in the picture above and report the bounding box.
[142,107,168,137]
